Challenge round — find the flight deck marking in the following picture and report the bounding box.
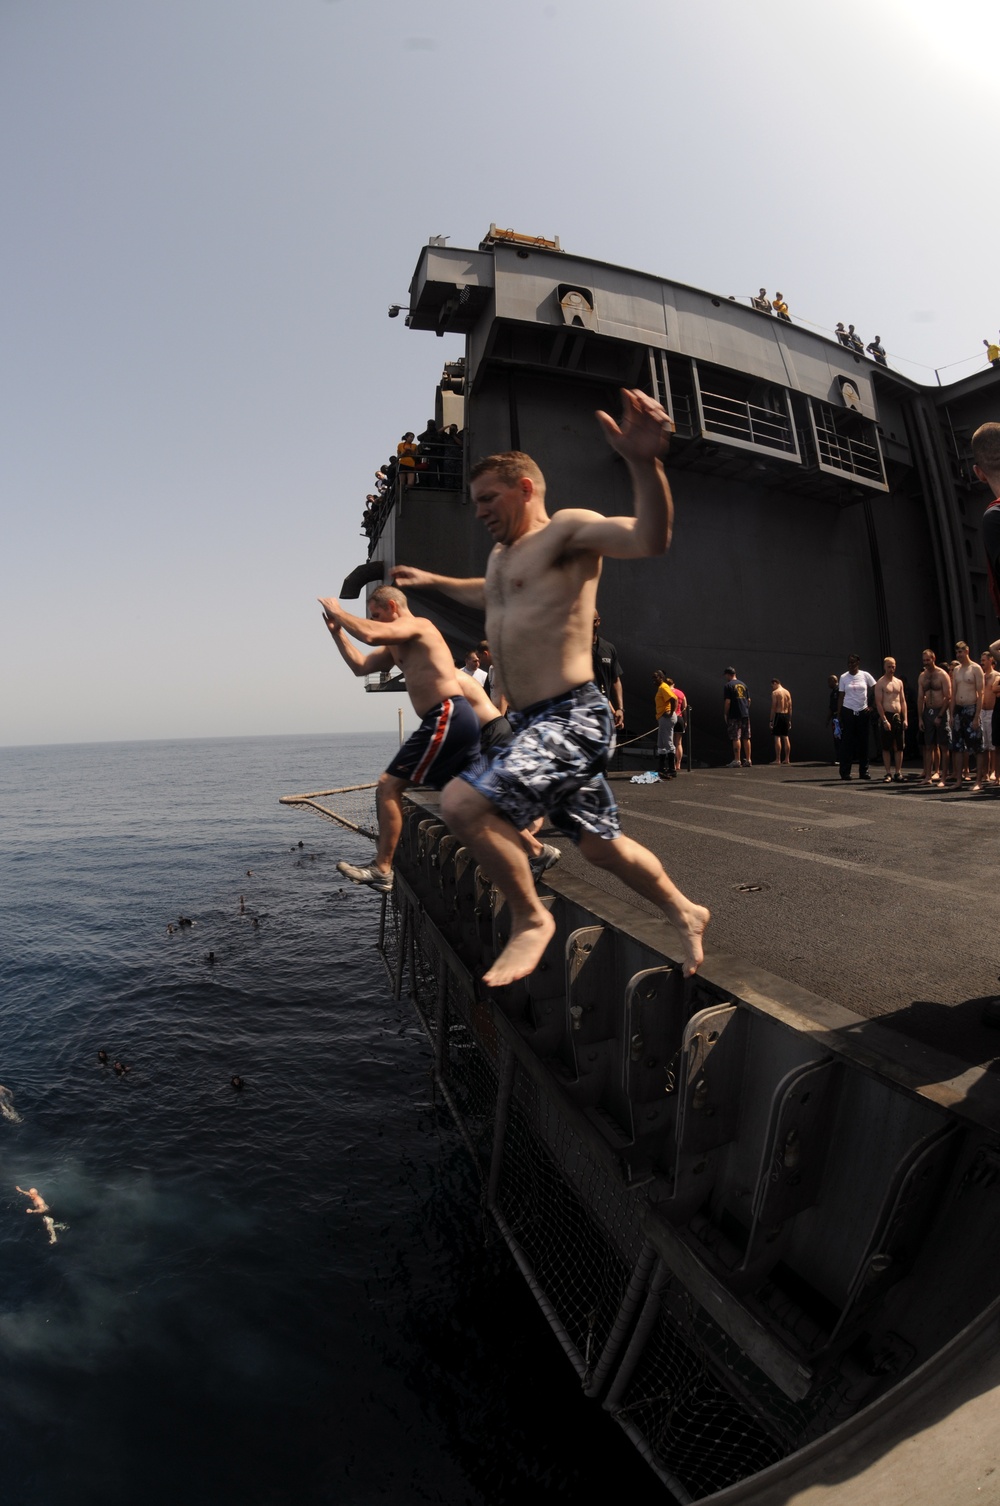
[728,793,846,815]
[671,799,868,830]
[728,788,988,824]
[625,811,989,901]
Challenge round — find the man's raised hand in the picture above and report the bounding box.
[391,565,432,590]
[595,388,674,463]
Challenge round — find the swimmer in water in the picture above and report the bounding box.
[239,895,245,913]
[231,1076,244,1091]
[42,1215,63,1245]
[0,1086,23,1124]
[15,1185,49,1214]
[97,1050,109,1065]
[113,1061,130,1076]
[167,923,175,935]
[252,917,259,929]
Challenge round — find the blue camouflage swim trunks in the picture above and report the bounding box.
[459,681,621,842]
[384,694,480,788]
[951,703,983,754]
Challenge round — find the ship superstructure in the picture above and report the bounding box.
[353,231,999,760]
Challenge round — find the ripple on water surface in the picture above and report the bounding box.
[0,736,663,1506]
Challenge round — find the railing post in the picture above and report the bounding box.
[486,1047,517,1213]
[393,900,409,1002]
[603,1260,669,1411]
[584,1239,658,1398]
[433,962,448,1082]
[408,909,418,1000]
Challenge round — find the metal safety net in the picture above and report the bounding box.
[279,783,379,839]
[386,894,792,1503]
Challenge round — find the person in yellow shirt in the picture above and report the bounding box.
[654,669,678,780]
[984,339,1000,369]
[397,431,419,486]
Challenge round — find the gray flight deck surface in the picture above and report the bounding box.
[549,761,1000,1074]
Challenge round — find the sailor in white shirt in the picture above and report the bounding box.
[836,654,876,780]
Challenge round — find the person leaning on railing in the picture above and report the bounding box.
[397,432,418,486]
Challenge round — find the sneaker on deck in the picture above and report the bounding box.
[529,843,562,883]
[726,759,742,768]
[336,860,394,893]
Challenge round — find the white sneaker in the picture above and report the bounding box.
[336,860,394,893]
[529,843,561,882]
[726,759,742,768]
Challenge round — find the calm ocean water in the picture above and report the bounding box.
[0,733,659,1506]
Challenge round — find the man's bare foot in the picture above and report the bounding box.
[664,899,711,977]
[483,910,556,987]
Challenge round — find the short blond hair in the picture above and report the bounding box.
[370,585,407,611]
[972,423,1000,475]
[469,451,545,492]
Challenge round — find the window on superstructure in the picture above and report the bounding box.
[808,400,887,490]
[692,363,799,460]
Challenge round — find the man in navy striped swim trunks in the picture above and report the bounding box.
[319,586,480,893]
[393,389,710,987]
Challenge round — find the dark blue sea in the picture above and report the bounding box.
[0,734,659,1506]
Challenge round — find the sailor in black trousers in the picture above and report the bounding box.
[837,655,876,780]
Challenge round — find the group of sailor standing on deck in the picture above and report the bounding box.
[828,424,1000,792]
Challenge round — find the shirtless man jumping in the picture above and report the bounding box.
[393,389,710,986]
[949,641,984,786]
[319,585,481,892]
[917,650,952,785]
[874,656,907,782]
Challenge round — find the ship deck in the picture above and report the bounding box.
[554,762,1000,1073]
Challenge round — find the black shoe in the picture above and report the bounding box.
[859,772,872,781]
[840,774,852,780]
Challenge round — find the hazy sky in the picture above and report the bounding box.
[4,0,999,746]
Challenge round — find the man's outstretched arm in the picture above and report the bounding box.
[323,618,393,677]
[319,596,416,646]
[560,389,674,559]
[319,605,393,676]
[391,565,486,608]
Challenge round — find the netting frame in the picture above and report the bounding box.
[380,877,794,1503]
